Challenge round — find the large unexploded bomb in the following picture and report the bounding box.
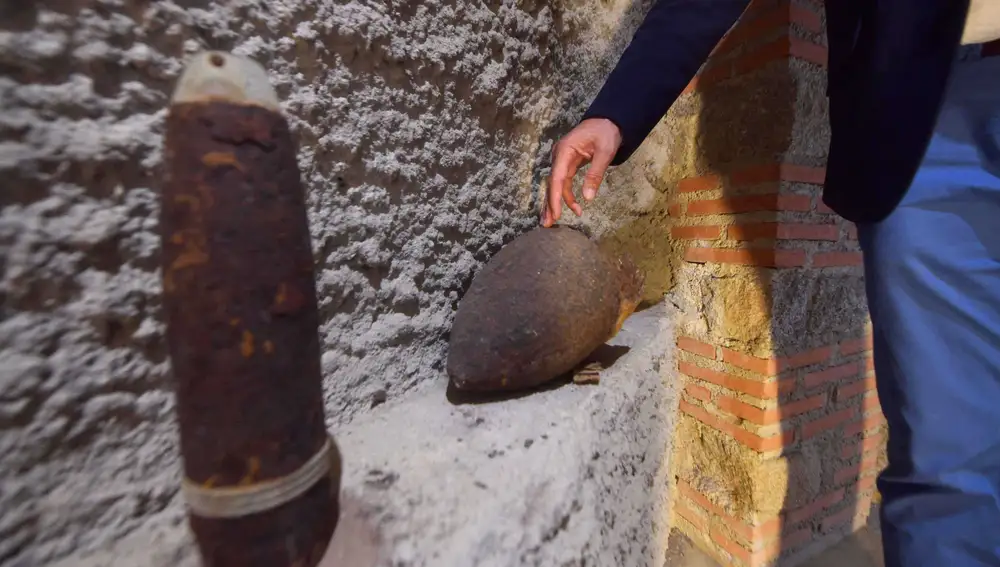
[160,51,340,567]
[447,226,645,393]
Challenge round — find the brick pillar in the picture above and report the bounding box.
[663,1,887,565]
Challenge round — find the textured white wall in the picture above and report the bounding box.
[0,1,672,564]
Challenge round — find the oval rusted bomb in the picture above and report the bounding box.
[447,225,644,393]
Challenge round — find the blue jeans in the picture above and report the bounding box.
[858,51,1000,566]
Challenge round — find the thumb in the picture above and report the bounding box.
[582,147,614,201]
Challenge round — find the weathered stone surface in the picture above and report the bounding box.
[50,304,680,567]
[770,268,868,355]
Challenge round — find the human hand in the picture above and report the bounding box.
[540,118,622,227]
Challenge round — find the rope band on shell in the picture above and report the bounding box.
[181,435,336,519]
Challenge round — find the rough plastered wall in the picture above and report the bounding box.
[0,1,678,565]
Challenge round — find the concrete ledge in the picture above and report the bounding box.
[59,304,680,567]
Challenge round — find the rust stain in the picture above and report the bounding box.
[241,330,255,358]
[274,283,288,306]
[170,247,209,271]
[611,296,641,338]
[201,151,245,172]
[163,271,176,293]
[264,340,274,355]
[169,230,209,272]
[195,182,216,210]
[271,282,306,315]
[238,457,261,486]
[173,194,202,213]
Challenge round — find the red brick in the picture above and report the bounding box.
[668,203,683,217]
[840,334,873,355]
[813,251,864,267]
[716,395,775,424]
[865,356,875,373]
[843,413,886,438]
[790,2,824,32]
[815,200,837,214]
[786,488,845,526]
[715,392,825,426]
[790,36,829,65]
[803,362,861,389]
[675,499,709,532]
[686,194,811,215]
[702,62,734,86]
[735,516,783,548]
[820,505,860,534]
[711,527,752,565]
[672,225,723,240]
[678,337,717,359]
[835,452,882,485]
[836,374,876,401]
[862,393,882,414]
[802,406,857,439]
[732,35,828,75]
[685,247,807,268]
[840,432,883,459]
[730,163,826,186]
[780,346,833,371]
[729,222,839,241]
[678,174,721,193]
[715,9,790,56]
[720,345,832,376]
[833,463,858,486]
[847,223,858,240]
[733,36,793,74]
[679,361,790,398]
[680,399,794,452]
[722,347,778,375]
[678,480,727,518]
[783,393,828,417]
[685,383,713,402]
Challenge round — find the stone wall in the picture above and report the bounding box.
[661,1,886,565]
[0,1,677,565]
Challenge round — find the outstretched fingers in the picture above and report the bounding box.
[582,146,614,201]
[544,146,585,226]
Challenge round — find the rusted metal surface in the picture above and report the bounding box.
[160,52,338,567]
[447,226,644,393]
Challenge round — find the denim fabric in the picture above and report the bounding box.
[858,53,1000,566]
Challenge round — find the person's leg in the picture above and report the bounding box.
[857,51,1000,567]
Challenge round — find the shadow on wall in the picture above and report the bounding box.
[668,1,880,565]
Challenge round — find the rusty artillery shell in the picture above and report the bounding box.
[160,51,339,567]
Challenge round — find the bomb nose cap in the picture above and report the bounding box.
[171,50,281,111]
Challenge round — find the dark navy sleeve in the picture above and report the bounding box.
[582,0,751,165]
